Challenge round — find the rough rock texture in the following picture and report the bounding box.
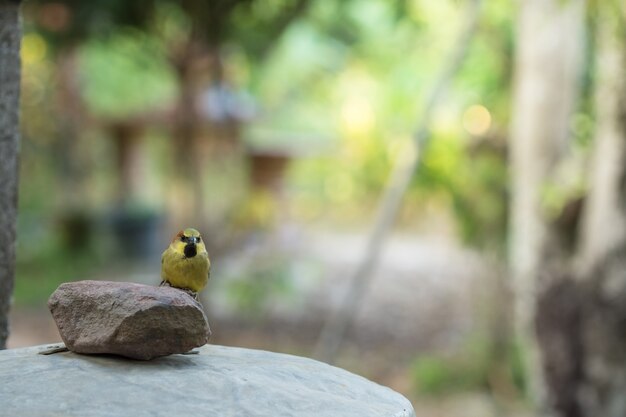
[48,280,210,360]
[0,344,415,417]
[0,0,22,350]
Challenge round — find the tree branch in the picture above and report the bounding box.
[314,0,483,364]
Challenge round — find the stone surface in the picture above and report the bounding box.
[48,280,210,360]
[0,344,415,417]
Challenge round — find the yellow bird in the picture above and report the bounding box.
[160,228,210,298]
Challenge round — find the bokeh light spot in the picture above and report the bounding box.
[462,104,492,136]
[38,3,72,32]
[340,96,375,137]
[21,34,47,65]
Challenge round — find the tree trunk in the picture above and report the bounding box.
[0,0,22,349]
[508,0,585,409]
[536,4,626,417]
[168,41,206,233]
[577,6,626,275]
[111,122,146,207]
[55,47,88,210]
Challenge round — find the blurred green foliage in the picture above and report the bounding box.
[225,255,294,318]
[15,0,596,309]
[265,0,515,247]
[19,0,519,247]
[79,31,178,119]
[411,337,526,397]
[14,247,98,306]
[13,222,102,306]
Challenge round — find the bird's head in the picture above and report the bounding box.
[170,227,207,258]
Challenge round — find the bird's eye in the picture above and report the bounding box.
[197,237,201,242]
[181,236,187,242]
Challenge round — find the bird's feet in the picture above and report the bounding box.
[159,281,198,300]
[181,288,199,300]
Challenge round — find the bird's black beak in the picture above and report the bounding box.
[184,238,198,258]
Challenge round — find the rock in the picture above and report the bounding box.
[0,344,415,417]
[48,280,210,360]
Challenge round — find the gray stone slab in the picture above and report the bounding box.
[0,343,415,417]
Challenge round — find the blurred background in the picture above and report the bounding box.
[7,0,625,416]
